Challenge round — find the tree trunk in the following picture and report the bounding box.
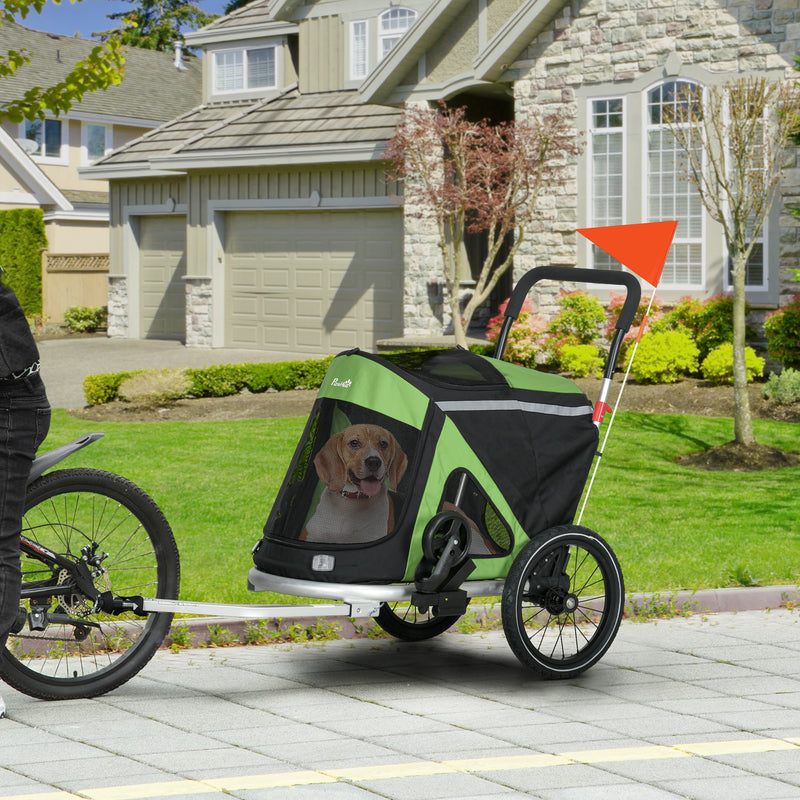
[731,252,756,445]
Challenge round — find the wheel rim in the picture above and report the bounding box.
[516,539,616,667]
[10,488,162,684]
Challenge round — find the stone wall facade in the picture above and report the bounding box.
[107,276,128,338]
[185,278,213,348]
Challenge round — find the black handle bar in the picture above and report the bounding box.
[493,266,642,378]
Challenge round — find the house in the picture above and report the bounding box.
[86,0,800,353]
[0,21,202,322]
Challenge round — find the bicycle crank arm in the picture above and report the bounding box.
[140,597,382,619]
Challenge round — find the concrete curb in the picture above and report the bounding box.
[163,584,800,649]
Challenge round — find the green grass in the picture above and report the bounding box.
[39,409,800,606]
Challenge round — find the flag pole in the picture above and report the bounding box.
[577,285,659,525]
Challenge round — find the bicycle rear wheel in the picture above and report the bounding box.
[1,468,179,700]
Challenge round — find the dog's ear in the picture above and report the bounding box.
[313,432,347,492]
[386,434,408,491]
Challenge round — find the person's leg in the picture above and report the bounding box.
[0,380,50,652]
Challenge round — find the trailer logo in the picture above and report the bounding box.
[331,377,352,388]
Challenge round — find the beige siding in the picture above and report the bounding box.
[426,6,480,83]
[486,0,525,41]
[299,15,344,93]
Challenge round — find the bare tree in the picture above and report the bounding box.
[385,102,581,348]
[664,76,799,445]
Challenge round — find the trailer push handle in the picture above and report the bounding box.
[492,266,642,425]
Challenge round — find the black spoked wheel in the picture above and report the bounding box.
[1,468,179,700]
[501,525,624,679]
[375,601,466,641]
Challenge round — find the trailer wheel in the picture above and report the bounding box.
[375,602,465,641]
[502,525,623,679]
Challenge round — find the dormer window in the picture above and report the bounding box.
[213,45,277,94]
[21,118,67,163]
[379,8,417,58]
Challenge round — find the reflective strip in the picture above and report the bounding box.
[436,399,593,417]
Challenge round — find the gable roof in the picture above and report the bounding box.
[0,21,202,123]
[184,0,296,46]
[360,0,567,104]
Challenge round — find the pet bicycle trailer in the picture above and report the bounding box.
[250,265,642,678]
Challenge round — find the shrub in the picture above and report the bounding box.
[652,294,748,362]
[486,299,547,367]
[626,329,699,384]
[604,292,662,339]
[83,371,139,406]
[63,305,108,333]
[547,290,606,346]
[118,369,192,408]
[763,368,800,404]
[0,209,47,315]
[763,295,800,369]
[186,364,248,397]
[700,343,764,385]
[559,344,605,378]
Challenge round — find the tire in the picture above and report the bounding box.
[375,601,465,641]
[501,525,623,679]
[1,469,179,700]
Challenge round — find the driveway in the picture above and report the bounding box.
[37,337,282,409]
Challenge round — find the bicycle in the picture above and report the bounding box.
[0,433,180,700]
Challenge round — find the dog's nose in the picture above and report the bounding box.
[364,456,381,472]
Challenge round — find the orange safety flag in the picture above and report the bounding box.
[577,221,678,287]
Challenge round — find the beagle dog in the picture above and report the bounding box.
[303,424,408,544]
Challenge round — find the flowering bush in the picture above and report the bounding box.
[543,290,606,367]
[486,299,548,367]
[604,292,662,339]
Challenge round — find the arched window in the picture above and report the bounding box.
[379,8,417,60]
[647,80,704,287]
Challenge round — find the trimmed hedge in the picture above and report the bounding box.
[82,346,496,407]
[0,209,48,315]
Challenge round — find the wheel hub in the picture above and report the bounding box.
[543,589,579,615]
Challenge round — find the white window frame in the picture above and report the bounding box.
[212,44,278,96]
[645,78,706,291]
[81,122,113,166]
[350,19,369,80]
[378,7,417,61]
[19,118,68,164]
[588,95,625,271]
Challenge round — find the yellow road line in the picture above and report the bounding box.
[6,737,798,800]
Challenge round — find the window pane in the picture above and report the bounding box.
[44,120,61,158]
[247,48,275,88]
[351,20,367,78]
[215,50,243,92]
[647,98,703,287]
[87,124,107,162]
[24,119,42,152]
[379,7,416,60]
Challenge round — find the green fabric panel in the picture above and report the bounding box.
[486,356,584,394]
[317,353,429,428]
[402,417,529,582]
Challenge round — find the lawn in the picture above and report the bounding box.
[38,409,800,606]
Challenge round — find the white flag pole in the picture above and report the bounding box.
[577,284,659,526]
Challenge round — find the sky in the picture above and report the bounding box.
[16,0,230,40]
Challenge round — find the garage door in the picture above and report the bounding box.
[225,209,403,355]
[139,215,186,340]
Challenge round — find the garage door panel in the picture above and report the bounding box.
[139,215,186,341]
[226,209,402,354]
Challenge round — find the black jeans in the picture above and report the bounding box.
[0,374,50,651]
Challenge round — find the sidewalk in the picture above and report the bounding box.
[2,609,800,800]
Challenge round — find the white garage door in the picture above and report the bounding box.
[225,209,403,355]
[139,215,186,340]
